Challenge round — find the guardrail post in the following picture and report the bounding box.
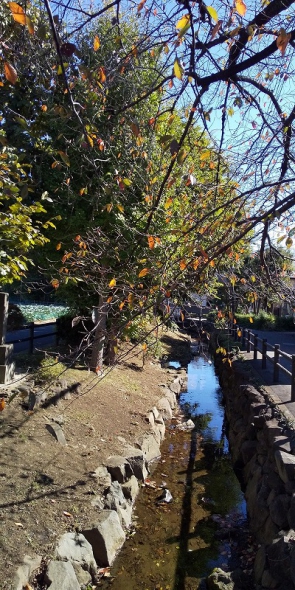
[29,322,34,354]
[262,339,267,369]
[273,344,280,383]
[254,334,258,360]
[292,355,295,402]
[246,329,251,353]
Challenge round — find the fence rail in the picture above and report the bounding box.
[7,321,57,354]
[229,325,295,402]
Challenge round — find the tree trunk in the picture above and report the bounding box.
[90,296,108,372]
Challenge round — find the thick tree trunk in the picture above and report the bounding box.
[90,296,108,372]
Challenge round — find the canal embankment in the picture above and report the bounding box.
[216,351,295,590]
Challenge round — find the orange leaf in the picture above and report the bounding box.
[237,330,242,337]
[4,62,17,84]
[9,2,26,25]
[130,122,140,137]
[179,260,187,270]
[74,235,81,242]
[235,0,247,16]
[0,398,6,412]
[142,343,147,351]
[148,236,155,249]
[93,35,100,51]
[277,28,291,56]
[98,66,106,83]
[138,268,149,277]
[138,0,147,11]
[56,242,62,250]
[51,279,59,289]
[210,20,222,41]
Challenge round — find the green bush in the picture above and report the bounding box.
[35,356,66,383]
[235,311,276,330]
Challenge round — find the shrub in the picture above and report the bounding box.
[7,304,25,331]
[35,356,66,383]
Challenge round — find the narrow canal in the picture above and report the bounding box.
[101,355,254,589]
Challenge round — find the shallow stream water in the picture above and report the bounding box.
[100,356,249,590]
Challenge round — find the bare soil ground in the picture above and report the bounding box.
[0,328,190,590]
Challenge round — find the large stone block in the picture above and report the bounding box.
[83,510,126,566]
[55,532,96,572]
[275,450,295,483]
[45,560,80,590]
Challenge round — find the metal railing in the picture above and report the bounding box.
[7,320,57,354]
[229,325,295,402]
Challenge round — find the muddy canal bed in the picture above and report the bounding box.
[100,357,256,589]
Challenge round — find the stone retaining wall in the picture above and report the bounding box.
[15,371,188,590]
[218,359,295,590]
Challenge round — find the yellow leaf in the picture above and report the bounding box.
[9,2,26,25]
[277,28,291,56]
[209,260,215,267]
[106,203,113,213]
[206,6,218,23]
[142,343,147,351]
[249,317,253,323]
[93,35,100,51]
[109,278,116,287]
[237,330,242,337]
[58,151,70,166]
[200,150,211,161]
[4,62,17,84]
[235,0,247,16]
[26,15,34,34]
[176,14,190,29]
[148,236,155,249]
[56,242,62,250]
[138,268,149,277]
[86,135,94,148]
[173,58,184,80]
[177,148,187,164]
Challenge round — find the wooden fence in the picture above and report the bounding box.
[229,325,295,402]
[8,321,57,354]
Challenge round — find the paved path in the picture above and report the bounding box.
[239,330,295,424]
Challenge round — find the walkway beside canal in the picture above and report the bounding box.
[239,330,295,425]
